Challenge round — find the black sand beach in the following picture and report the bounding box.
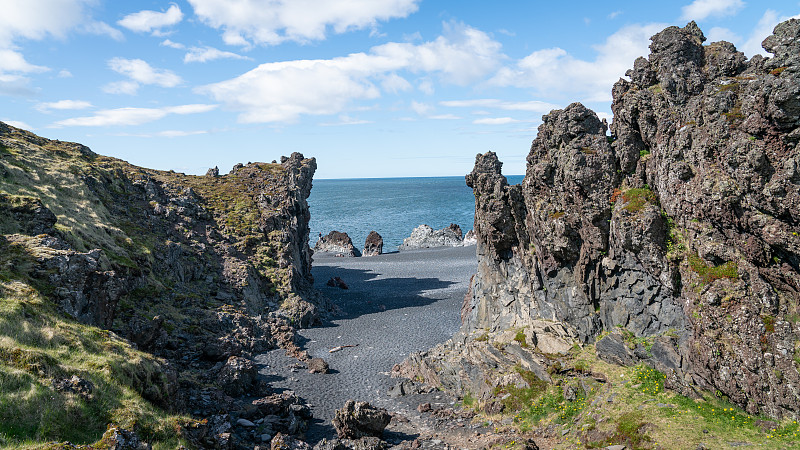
[255,245,477,442]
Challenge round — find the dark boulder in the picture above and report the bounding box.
[217,356,259,397]
[308,358,329,374]
[326,277,349,289]
[332,400,391,439]
[362,231,383,257]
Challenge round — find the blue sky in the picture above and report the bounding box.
[1,0,798,179]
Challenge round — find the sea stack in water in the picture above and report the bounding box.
[399,224,463,250]
[362,231,383,256]
[314,231,361,257]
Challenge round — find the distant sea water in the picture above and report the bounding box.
[308,175,525,252]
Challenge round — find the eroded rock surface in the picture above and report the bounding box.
[399,224,464,250]
[362,230,383,257]
[315,231,361,257]
[403,20,800,419]
[332,400,391,439]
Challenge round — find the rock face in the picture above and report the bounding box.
[332,400,391,439]
[362,231,383,256]
[405,20,800,419]
[315,231,361,257]
[399,224,464,250]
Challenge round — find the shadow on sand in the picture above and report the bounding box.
[311,265,455,324]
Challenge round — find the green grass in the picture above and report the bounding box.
[0,277,194,448]
[630,364,664,395]
[477,344,800,449]
[620,186,656,212]
[688,253,739,284]
[514,330,528,348]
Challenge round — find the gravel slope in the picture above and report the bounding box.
[255,245,476,442]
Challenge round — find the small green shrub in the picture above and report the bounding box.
[688,254,739,284]
[631,364,665,395]
[770,66,788,76]
[621,187,656,212]
[514,330,528,348]
[762,315,776,333]
[461,391,476,408]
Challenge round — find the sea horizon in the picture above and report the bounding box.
[308,174,524,251]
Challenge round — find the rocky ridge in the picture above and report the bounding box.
[0,123,328,447]
[399,20,800,420]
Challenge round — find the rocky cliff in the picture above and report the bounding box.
[399,20,800,421]
[0,123,326,446]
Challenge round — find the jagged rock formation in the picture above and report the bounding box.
[463,229,477,246]
[362,230,383,256]
[402,20,800,419]
[399,223,464,250]
[332,400,391,439]
[315,230,361,257]
[0,122,325,446]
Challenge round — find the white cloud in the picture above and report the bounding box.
[53,104,217,127]
[157,129,209,137]
[160,39,185,49]
[0,74,38,96]
[184,46,251,63]
[198,23,503,122]
[381,73,412,93]
[118,4,183,34]
[491,23,665,102]
[608,11,623,19]
[411,101,433,115]
[680,0,745,21]
[741,10,800,57]
[418,78,434,94]
[3,120,34,130]
[0,49,48,74]
[319,115,372,126]
[105,58,182,94]
[473,117,523,125]
[429,114,460,120]
[103,80,140,95]
[36,99,93,112]
[188,0,420,46]
[440,99,559,113]
[82,21,124,41]
[0,0,117,93]
[58,70,73,78]
[707,26,742,43]
[373,22,502,85]
[0,0,93,42]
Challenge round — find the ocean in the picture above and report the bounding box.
[308,175,524,252]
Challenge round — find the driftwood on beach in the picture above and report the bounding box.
[329,344,359,353]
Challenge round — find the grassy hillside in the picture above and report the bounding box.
[0,123,315,447]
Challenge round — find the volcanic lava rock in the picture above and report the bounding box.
[399,224,463,250]
[315,231,361,257]
[362,231,383,256]
[332,400,391,439]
